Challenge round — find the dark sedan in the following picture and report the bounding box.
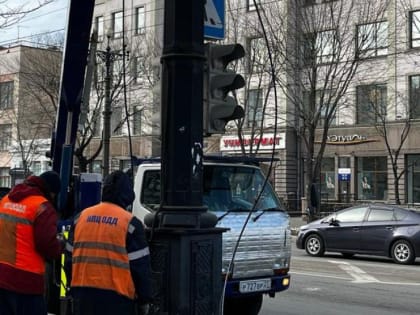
[296,204,420,264]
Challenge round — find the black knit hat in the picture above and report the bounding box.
[102,170,135,209]
[40,171,61,195]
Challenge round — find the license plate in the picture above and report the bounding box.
[239,278,271,293]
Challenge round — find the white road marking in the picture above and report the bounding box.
[291,271,352,281]
[328,260,379,283]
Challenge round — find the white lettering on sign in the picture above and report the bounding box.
[328,134,367,142]
[220,133,285,152]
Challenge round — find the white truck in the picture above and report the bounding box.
[132,156,291,315]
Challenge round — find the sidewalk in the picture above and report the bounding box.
[290,216,307,235]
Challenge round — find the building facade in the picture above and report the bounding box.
[219,0,420,210]
[0,45,60,185]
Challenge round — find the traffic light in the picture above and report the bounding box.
[203,43,245,135]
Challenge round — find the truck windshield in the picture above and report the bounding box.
[203,165,283,213]
[140,165,283,213]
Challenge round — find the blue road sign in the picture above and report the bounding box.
[204,0,225,40]
[338,173,351,181]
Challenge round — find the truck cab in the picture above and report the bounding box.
[132,157,291,315]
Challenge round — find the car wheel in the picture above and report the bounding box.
[305,234,325,257]
[391,239,415,265]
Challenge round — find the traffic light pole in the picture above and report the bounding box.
[144,1,225,314]
[159,0,206,220]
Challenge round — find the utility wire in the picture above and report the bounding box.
[219,0,280,313]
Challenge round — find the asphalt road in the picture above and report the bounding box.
[260,236,420,315]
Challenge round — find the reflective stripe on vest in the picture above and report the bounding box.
[71,202,136,299]
[0,195,48,275]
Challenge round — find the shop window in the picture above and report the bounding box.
[320,157,335,200]
[407,154,420,204]
[357,156,387,201]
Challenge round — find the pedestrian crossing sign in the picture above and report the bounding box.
[204,0,225,40]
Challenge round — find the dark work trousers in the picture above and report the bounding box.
[0,289,47,315]
[72,288,136,315]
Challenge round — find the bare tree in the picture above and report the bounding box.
[239,0,391,220]
[218,1,277,157]
[0,0,54,29]
[0,43,62,176]
[75,31,161,172]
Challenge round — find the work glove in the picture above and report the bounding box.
[137,303,150,315]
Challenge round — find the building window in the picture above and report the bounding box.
[407,154,420,204]
[321,157,335,200]
[409,75,420,119]
[135,6,145,35]
[0,81,14,109]
[247,0,269,11]
[303,90,337,126]
[357,156,387,201]
[0,124,12,151]
[31,161,41,176]
[111,106,122,136]
[95,16,104,42]
[304,0,338,4]
[0,167,10,187]
[112,11,123,39]
[356,84,387,124]
[112,58,124,85]
[247,0,256,11]
[133,106,143,135]
[356,21,388,58]
[132,56,144,84]
[247,37,268,73]
[91,160,102,174]
[246,89,263,128]
[410,10,420,48]
[303,29,337,65]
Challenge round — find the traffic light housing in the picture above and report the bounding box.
[203,43,245,135]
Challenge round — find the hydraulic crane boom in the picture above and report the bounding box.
[50,0,95,212]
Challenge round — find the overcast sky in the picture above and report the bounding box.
[1,0,69,46]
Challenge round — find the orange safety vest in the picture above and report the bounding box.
[71,202,136,299]
[0,195,48,275]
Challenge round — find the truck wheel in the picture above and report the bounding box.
[224,294,263,315]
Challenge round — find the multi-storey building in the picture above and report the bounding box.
[89,0,420,209]
[218,0,420,209]
[82,0,165,172]
[0,44,60,185]
[4,1,420,210]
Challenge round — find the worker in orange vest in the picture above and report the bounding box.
[0,171,63,315]
[67,170,152,315]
